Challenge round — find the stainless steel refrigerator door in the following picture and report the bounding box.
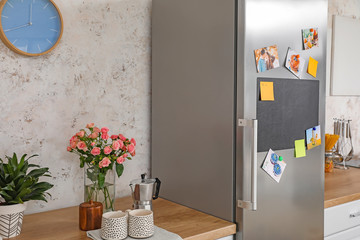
[236,0,328,239]
[152,0,236,221]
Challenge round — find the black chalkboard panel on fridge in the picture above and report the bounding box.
[256,77,319,152]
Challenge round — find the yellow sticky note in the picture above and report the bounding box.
[307,57,318,78]
[295,139,306,158]
[260,81,274,101]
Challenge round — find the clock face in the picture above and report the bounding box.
[0,0,62,56]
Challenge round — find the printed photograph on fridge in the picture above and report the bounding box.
[302,28,319,50]
[254,45,280,73]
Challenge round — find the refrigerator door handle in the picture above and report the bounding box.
[237,119,258,211]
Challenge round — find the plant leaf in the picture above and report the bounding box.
[31,182,54,191]
[28,168,50,178]
[26,154,39,162]
[98,173,105,188]
[116,164,124,177]
[28,164,40,168]
[24,194,47,202]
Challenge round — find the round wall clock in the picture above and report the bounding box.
[0,0,63,56]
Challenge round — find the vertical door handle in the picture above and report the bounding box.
[238,119,258,211]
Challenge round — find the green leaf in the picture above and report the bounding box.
[0,190,12,201]
[1,184,14,191]
[10,153,18,168]
[116,164,124,177]
[98,173,105,188]
[5,163,14,177]
[17,178,36,193]
[15,188,32,200]
[28,168,50,178]
[26,154,39,161]
[28,164,40,168]
[31,182,54,191]
[24,194,47,202]
[9,197,23,204]
[17,154,26,174]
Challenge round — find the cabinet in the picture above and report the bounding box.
[325,199,360,239]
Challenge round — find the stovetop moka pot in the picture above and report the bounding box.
[129,174,161,210]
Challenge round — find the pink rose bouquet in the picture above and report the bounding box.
[67,123,136,210]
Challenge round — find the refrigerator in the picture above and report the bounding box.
[151,0,327,239]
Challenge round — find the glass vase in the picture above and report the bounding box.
[84,163,115,212]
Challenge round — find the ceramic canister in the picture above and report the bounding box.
[101,211,128,240]
[127,209,154,238]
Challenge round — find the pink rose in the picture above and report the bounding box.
[69,135,78,144]
[91,142,96,146]
[111,135,118,140]
[122,153,128,158]
[70,141,77,149]
[116,156,125,164]
[101,127,109,134]
[128,143,135,156]
[104,146,112,155]
[130,138,136,146]
[76,130,85,138]
[101,133,109,140]
[93,127,101,133]
[90,132,98,139]
[86,123,95,128]
[77,141,87,150]
[112,141,121,151]
[117,140,124,149]
[99,157,111,168]
[67,146,72,152]
[69,136,79,148]
[91,147,101,156]
[118,134,126,141]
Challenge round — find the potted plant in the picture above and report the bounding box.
[0,153,53,239]
[67,123,136,212]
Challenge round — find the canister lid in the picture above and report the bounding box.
[80,200,103,208]
[130,178,156,185]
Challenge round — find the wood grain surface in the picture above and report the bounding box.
[325,167,360,208]
[13,196,236,240]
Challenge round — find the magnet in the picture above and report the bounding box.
[273,163,282,176]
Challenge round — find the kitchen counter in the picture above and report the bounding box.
[325,167,360,208]
[13,196,236,240]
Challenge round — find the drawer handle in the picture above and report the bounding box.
[350,212,360,218]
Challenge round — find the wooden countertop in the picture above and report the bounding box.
[13,196,236,240]
[325,167,360,208]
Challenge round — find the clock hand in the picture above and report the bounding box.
[4,23,30,33]
[30,3,33,25]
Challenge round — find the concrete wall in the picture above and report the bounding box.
[0,0,152,214]
[326,0,360,158]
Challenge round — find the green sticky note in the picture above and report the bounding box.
[295,139,306,158]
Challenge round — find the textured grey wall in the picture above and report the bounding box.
[326,0,360,158]
[0,0,152,214]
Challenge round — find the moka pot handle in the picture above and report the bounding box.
[153,178,161,200]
